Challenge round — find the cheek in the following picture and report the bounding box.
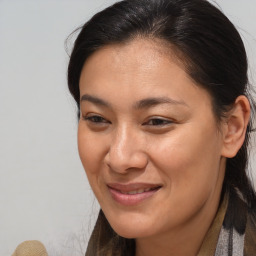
[77,126,104,186]
[146,133,222,224]
[78,128,106,200]
[149,125,222,191]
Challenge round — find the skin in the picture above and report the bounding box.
[78,39,250,256]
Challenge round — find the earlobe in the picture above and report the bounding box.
[221,95,250,158]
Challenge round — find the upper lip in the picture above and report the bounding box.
[107,183,162,192]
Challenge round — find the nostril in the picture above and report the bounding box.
[104,129,148,173]
[105,150,148,174]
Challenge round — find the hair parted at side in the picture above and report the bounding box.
[67,0,256,255]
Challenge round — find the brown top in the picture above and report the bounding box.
[197,196,228,256]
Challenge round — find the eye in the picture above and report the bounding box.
[82,115,110,124]
[143,117,173,126]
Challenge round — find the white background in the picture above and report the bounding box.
[0,0,255,255]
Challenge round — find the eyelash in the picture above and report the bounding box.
[83,115,173,127]
[83,115,110,124]
[143,118,173,126]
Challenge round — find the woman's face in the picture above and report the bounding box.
[78,39,226,239]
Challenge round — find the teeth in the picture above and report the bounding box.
[127,191,138,195]
[121,188,154,195]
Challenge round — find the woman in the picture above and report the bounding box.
[67,0,256,255]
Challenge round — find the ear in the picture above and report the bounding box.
[221,95,250,158]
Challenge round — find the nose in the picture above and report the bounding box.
[104,125,148,174]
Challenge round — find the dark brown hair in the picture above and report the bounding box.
[67,0,256,255]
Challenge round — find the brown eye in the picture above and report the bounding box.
[145,118,173,126]
[83,115,110,124]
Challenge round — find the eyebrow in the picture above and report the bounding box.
[80,94,188,109]
[80,94,110,107]
[134,97,188,109]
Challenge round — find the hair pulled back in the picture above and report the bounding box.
[67,0,256,255]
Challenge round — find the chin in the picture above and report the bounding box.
[108,218,155,239]
[113,226,151,239]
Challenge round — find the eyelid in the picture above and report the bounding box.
[82,113,110,124]
[143,116,174,126]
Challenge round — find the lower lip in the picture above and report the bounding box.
[108,187,160,206]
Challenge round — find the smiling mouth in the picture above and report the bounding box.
[107,183,162,206]
[118,187,160,195]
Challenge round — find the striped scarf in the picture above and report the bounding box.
[198,190,256,256]
[215,225,244,256]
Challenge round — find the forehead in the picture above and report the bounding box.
[80,39,190,87]
[82,38,185,76]
[79,38,213,112]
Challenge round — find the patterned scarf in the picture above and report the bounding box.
[198,190,256,256]
[215,225,245,256]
